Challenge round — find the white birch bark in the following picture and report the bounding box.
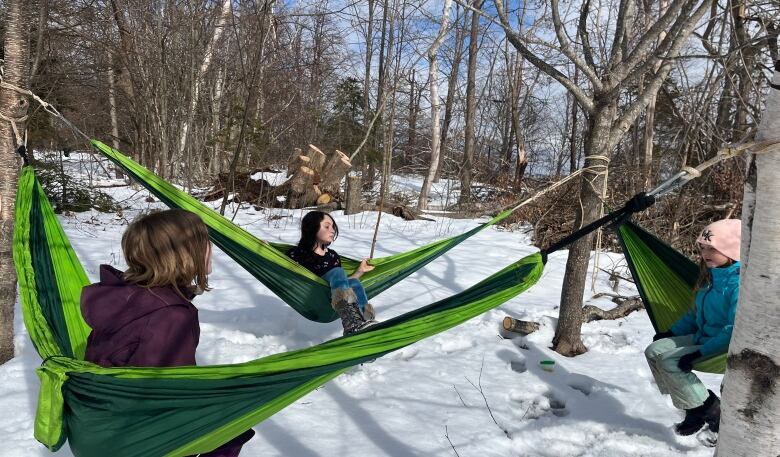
[717,62,780,456]
[417,0,452,211]
[177,0,232,161]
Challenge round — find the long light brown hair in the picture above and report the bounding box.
[692,251,735,304]
[122,209,211,296]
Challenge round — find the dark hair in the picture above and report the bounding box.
[298,211,338,252]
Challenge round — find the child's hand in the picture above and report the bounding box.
[357,259,375,274]
[677,350,702,373]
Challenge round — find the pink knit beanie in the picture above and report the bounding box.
[696,219,741,261]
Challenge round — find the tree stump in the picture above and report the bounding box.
[345,175,362,215]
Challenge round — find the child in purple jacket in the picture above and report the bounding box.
[81,209,254,456]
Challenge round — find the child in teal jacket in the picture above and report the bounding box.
[644,219,741,437]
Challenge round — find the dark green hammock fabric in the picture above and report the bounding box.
[616,221,726,373]
[14,166,545,457]
[91,139,521,323]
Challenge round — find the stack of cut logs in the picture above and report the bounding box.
[207,144,428,220]
[272,144,352,208]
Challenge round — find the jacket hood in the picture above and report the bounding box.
[81,264,193,334]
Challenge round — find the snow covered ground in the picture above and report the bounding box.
[0,153,721,456]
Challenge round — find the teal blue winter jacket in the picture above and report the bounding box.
[670,262,740,357]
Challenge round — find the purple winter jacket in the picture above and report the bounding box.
[81,265,254,457]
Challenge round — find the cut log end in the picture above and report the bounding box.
[316,193,332,205]
[502,317,540,335]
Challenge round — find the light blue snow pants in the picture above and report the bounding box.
[644,335,710,410]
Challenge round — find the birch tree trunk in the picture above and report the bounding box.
[107,53,123,179]
[0,0,32,364]
[418,0,452,211]
[177,0,232,165]
[717,60,780,457]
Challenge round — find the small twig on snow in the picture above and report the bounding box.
[444,426,461,457]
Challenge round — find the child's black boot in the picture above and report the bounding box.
[675,391,719,436]
[702,390,721,433]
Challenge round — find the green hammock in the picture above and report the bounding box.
[91,140,521,323]
[14,166,545,457]
[616,221,727,373]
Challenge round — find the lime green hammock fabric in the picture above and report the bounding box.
[616,221,726,373]
[90,140,521,323]
[14,166,545,457]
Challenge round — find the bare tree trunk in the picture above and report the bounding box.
[365,0,391,192]
[510,54,527,188]
[179,0,232,188]
[458,0,483,206]
[435,5,467,183]
[361,0,375,180]
[553,110,614,356]
[30,0,48,81]
[370,0,399,258]
[718,61,780,457]
[107,52,124,179]
[345,175,362,215]
[641,0,668,189]
[405,69,417,165]
[569,66,580,174]
[418,0,452,210]
[209,66,226,175]
[178,0,232,178]
[0,0,32,364]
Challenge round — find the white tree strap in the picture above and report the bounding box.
[680,166,701,178]
[0,110,27,148]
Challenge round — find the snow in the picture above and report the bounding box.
[0,154,721,456]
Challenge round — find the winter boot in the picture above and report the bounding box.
[675,391,719,436]
[362,302,377,321]
[702,390,721,433]
[332,288,368,335]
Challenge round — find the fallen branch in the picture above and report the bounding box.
[583,296,644,322]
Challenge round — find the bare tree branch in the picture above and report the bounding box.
[612,0,706,84]
[550,0,602,90]
[577,0,597,72]
[491,0,596,114]
[608,0,707,147]
[607,0,632,70]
